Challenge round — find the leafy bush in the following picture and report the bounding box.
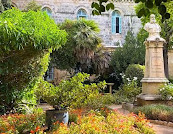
[112,93,130,104]
[37,73,106,109]
[159,83,173,100]
[116,79,142,103]
[53,110,155,134]
[0,8,67,113]
[85,93,116,109]
[0,108,45,133]
[133,104,173,122]
[125,64,145,86]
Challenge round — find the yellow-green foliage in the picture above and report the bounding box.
[37,73,106,109]
[54,110,155,134]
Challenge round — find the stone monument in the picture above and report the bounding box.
[137,14,169,106]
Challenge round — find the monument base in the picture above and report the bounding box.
[141,78,169,94]
[137,94,172,106]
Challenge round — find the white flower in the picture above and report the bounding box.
[126,78,131,82]
[4,20,7,24]
[122,75,125,79]
[133,77,137,81]
[120,73,122,76]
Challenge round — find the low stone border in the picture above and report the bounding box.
[149,120,173,128]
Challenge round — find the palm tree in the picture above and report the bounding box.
[73,19,101,72]
[51,19,101,73]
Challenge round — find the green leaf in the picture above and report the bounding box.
[165,13,170,19]
[162,0,167,2]
[144,9,150,16]
[92,2,100,10]
[100,5,105,12]
[100,0,108,2]
[92,10,100,16]
[109,3,114,10]
[158,4,166,15]
[145,0,153,9]
[155,0,162,6]
[135,0,141,3]
[137,8,145,18]
[91,2,96,8]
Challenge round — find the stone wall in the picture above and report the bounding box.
[12,0,141,46]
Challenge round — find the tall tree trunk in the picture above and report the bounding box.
[163,44,168,78]
[163,21,173,79]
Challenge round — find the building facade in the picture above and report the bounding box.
[12,0,142,83]
[12,0,142,47]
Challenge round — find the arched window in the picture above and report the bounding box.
[42,7,52,17]
[112,11,122,34]
[77,9,87,19]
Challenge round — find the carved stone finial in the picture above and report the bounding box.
[144,14,165,41]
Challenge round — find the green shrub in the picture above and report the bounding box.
[37,73,106,109]
[133,104,173,122]
[0,9,67,113]
[125,64,145,86]
[85,93,115,109]
[112,93,130,104]
[116,79,142,103]
[159,83,173,100]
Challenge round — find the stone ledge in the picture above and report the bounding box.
[137,94,162,100]
[150,120,173,128]
[141,78,169,83]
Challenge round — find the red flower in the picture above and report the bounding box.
[30,130,35,134]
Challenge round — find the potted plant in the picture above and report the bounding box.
[40,73,106,129]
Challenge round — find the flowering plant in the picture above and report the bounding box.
[117,73,142,103]
[159,83,173,100]
[0,109,45,133]
[53,109,155,134]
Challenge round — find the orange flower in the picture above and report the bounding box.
[60,123,64,127]
[35,126,40,132]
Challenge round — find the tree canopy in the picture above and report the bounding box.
[91,0,172,21]
[0,9,67,112]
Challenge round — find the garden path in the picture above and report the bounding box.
[108,105,173,134]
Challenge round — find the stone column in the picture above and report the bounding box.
[137,14,169,106]
[137,39,169,105]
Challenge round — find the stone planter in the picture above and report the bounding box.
[46,109,69,129]
[122,102,134,111]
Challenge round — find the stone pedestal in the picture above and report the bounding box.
[107,83,114,94]
[137,39,169,106]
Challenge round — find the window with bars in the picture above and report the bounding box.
[112,11,122,34]
[46,67,54,81]
[77,9,87,19]
[42,7,52,17]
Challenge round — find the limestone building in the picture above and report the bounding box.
[12,0,141,47]
[12,0,142,83]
